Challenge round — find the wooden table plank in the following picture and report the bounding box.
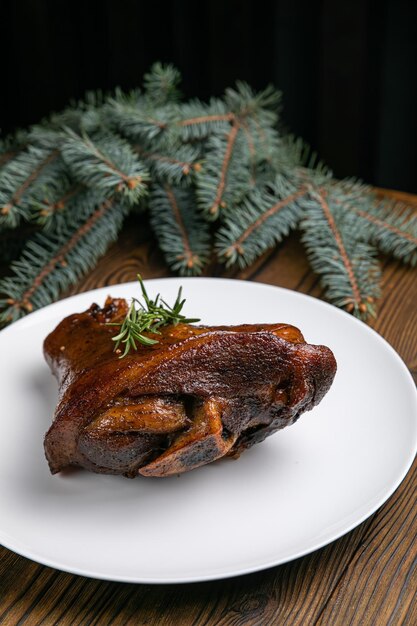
[0,194,416,626]
[316,457,417,625]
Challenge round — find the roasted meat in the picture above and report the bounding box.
[43,297,337,478]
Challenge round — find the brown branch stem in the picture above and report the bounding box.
[83,139,140,185]
[226,188,306,255]
[41,185,84,215]
[315,190,363,306]
[1,149,59,215]
[135,147,193,173]
[178,113,235,127]
[241,121,256,159]
[352,207,417,246]
[210,122,241,216]
[164,186,196,268]
[18,198,114,310]
[241,120,257,184]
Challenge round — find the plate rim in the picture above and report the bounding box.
[0,277,416,584]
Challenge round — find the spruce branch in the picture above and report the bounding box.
[301,186,381,318]
[225,82,281,121]
[176,100,234,141]
[245,117,280,166]
[34,184,85,230]
[149,184,211,275]
[350,198,417,266]
[216,177,306,268]
[278,136,331,183]
[0,147,60,227]
[175,83,280,144]
[0,192,129,322]
[179,112,235,127]
[241,120,256,164]
[199,121,240,218]
[61,131,149,203]
[134,142,202,185]
[196,122,251,220]
[107,98,172,142]
[144,62,182,106]
[0,62,415,325]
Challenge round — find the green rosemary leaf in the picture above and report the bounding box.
[108,275,200,357]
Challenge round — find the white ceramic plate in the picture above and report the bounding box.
[0,278,416,584]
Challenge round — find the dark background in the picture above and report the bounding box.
[2,0,416,192]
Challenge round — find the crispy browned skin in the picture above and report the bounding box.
[43,297,337,478]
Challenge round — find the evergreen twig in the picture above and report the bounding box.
[351,199,417,266]
[216,177,306,267]
[134,142,201,185]
[301,187,381,318]
[0,192,128,322]
[61,131,149,204]
[0,148,60,227]
[0,61,415,324]
[149,184,210,275]
[196,122,251,220]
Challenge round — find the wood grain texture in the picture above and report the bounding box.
[0,192,416,626]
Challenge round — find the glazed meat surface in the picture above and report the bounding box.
[43,297,337,478]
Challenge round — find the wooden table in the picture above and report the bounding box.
[1,189,416,626]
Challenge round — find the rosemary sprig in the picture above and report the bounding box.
[108,275,200,358]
